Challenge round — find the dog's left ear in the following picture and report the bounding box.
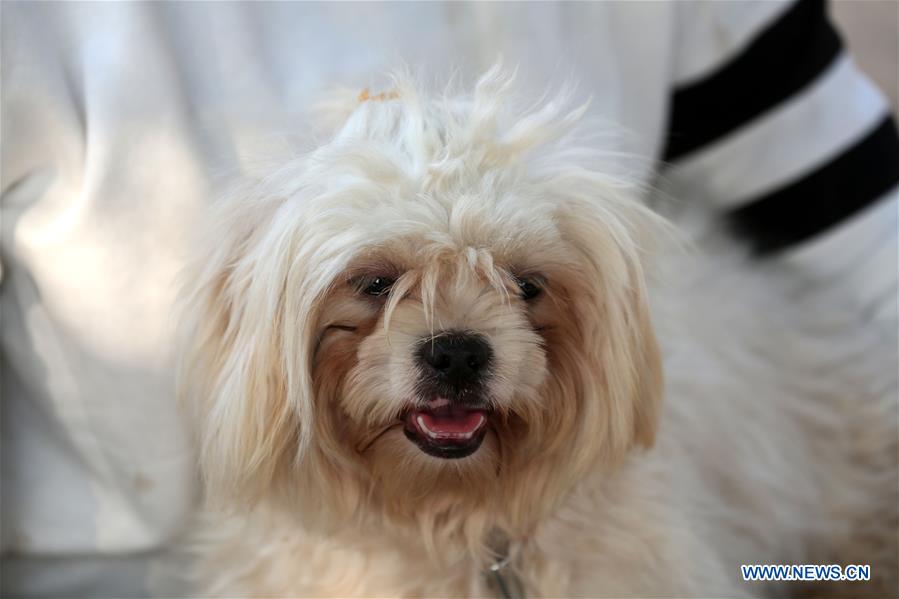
[557,194,664,455]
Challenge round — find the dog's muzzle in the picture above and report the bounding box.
[404,332,493,459]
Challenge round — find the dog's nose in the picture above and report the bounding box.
[418,332,492,388]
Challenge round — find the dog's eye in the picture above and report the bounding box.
[362,277,395,297]
[516,277,542,300]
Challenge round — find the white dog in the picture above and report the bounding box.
[177,67,898,597]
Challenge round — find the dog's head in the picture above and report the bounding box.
[179,67,663,544]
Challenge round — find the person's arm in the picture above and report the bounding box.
[663,0,898,324]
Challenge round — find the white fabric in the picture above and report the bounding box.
[671,0,793,85]
[1,2,895,596]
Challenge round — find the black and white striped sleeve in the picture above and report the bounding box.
[662,0,898,323]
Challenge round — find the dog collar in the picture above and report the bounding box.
[487,553,524,599]
[485,539,525,599]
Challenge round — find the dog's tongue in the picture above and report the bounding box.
[419,409,485,435]
[413,399,486,436]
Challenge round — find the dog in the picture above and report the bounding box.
[177,67,898,597]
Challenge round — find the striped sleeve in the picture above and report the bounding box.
[663,0,899,255]
[662,0,897,326]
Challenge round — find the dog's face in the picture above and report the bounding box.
[180,69,663,539]
[319,236,549,465]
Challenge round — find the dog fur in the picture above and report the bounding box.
[177,67,898,597]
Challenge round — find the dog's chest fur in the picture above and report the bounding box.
[194,470,701,597]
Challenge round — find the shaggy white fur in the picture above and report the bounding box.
[177,66,898,597]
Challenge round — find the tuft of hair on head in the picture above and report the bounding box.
[308,60,596,180]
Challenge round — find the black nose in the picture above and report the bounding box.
[418,332,492,388]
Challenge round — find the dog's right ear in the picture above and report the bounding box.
[177,196,320,504]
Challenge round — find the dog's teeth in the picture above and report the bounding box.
[417,416,444,439]
[417,415,437,439]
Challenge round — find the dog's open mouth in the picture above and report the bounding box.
[402,398,489,459]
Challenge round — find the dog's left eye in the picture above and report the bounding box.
[516,277,542,300]
[362,277,395,297]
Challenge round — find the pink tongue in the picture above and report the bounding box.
[419,410,485,434]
